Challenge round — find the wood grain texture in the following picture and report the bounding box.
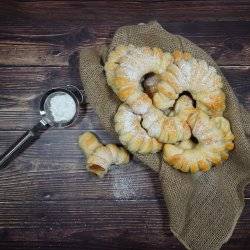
[0,1,250,249]
[1,0,250,24]
[0,66,249,131]
[0,129,163,201]
[0,129,250,203]
[1,0,250,46]
[1,36,250,66]
[0,200,248,249]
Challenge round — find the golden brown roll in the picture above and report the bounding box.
[163,110,234,173]
[105,45,173,114]
[79,132,129,177]
[114,104,162,154]
[159,50,225,116]
[142,95,196,143]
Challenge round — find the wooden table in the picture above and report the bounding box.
[0,1,249,249]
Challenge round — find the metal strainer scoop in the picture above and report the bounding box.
[0,85,84,169]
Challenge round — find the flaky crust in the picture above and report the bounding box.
[105,45,173,114]
[79,132,129,177]
[159,50,225,116]
[139,50,225,116]
[103,45,234,173]
[163,110,234,173]
[142,95,196,143]
[114,104,162,154]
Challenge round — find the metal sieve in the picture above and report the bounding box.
[0,85,84,169]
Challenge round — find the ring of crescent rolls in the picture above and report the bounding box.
[105,45,173,114]
[163,110,234,173]
[103,45,234,173]
[114,104,163,154]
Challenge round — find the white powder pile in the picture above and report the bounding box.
[49,93,76,122]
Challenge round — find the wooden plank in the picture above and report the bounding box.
[0,199,183,250]
[0,130,117,162]
[0,66,249,131]
[0,66,103,130]
[1,1,250,67]
[1,1,250,24]
[0,130,249,201]
[0,199,248,249]
[0,1,250,44]
[1,36,250,66]
[0,130,162,201]
[0,42,70,66]
[188,37,250,66]
[1,21,250,43]
[221,66,250,108]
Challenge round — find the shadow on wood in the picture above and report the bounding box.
[68,50,87,125]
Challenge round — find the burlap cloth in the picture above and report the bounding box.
[79,22,250,249]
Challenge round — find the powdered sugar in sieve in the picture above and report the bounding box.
[44,92,77,123]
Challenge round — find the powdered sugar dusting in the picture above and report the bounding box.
[47,93,76,123]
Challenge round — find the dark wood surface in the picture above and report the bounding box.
[0,1,249,249]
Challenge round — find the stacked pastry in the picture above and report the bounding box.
[105,46,234,173]
[79,45,234,176]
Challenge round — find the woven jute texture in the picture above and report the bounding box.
[79,22,250,250]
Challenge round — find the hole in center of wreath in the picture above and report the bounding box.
[141,72,159,98]
[178,91,196,107]
[190,135,199,144]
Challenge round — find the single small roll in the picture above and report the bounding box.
[163,110,234,173]
[114,104,162,154]
[105,45,173,114]
[79,132,129,177]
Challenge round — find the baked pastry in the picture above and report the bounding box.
[79,132,129,177]
[114,104,162,154]
[131,51,225,116]
[170,95,196,121]
[163,110,234,173]
[142,95,195,143]
[105,45,173,114]
[159,50,225,116]
[102,45,234,174]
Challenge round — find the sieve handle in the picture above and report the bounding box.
[0,120,50,170]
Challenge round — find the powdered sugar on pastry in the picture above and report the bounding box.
[114,104,162,154]
[160,50,225,116]
[163,110,234,173]
[105,45,173,114]
[78,132,129,177]
[142,96,195,143]
[102,45,234,174]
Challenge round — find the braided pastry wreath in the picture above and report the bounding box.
[79,45,234,175]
